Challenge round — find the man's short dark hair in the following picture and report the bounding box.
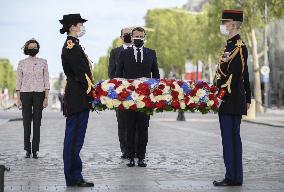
[131,27,146,36]
[23,39,40,55]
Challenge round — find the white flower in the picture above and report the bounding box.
[112,99,121,107]
[180,101,186,109]
[196,89,206,97]
[100,96,109,105]
[122,100,134,109]
[193,96,200,103]
[207,100,214,106]
[136,101,145,108]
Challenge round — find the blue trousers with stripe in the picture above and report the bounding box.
[218,114,243,184]
[63,110,90,185]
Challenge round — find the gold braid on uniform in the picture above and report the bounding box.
[84,53,95,94]
[220,39,245,94]
[221,74,232,94]
[85,74,94,94]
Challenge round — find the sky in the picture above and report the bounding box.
[0,0,187,76]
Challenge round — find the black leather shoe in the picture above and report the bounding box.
[213,179,236,187]
[76,179,94,187]
[32,152,38,159]
[25,151,31,158]
[137,159,147,167]
[127,158,135,167]
[121,153,127,159]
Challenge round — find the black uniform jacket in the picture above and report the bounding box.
[108,46,124,79]
[61,36,93,117]
[215,34,251,115]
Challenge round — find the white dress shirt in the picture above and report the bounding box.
[133,45,144,63]
[123,44,132,50]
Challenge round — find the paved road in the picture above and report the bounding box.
[0,110,283,192]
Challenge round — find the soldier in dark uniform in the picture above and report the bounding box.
[213,10,251,186]
[59,14,94,187]
[108,27,132,159]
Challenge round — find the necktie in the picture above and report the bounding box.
[137,48,141,63]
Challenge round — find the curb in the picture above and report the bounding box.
[244,120,284,128]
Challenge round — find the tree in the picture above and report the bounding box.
[0,58,16,94]
[93,37,123,82]
[145,9,197,76]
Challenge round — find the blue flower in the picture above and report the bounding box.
[126,95,133,101]
[181,83,191,94]
[108,91,117,99]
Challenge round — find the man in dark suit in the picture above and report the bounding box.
[213,10,251,187]
[59,14,94,187]
[108,27,132,159]
[116,27,160,167]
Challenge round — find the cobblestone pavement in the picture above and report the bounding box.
[0,110,283,192]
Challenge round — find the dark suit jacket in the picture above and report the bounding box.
[108,46,124,79]
[215,34,251,115]
[61,36,93,117]
[115,47,160,79]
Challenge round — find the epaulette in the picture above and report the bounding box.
[66,40,75,49]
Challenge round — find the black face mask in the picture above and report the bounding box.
[133,38,144,48]
[27,48,39,57]
[123,34,132,44]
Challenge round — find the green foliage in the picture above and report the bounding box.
[145,9,196,75]
[93,37,123,82]
[0,58,16,94]
[93,0,283,80]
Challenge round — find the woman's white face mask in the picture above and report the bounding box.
[76,26,86,38]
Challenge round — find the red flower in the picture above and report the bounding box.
[189,88,197,97]
[209,94,215,100]
[188,103,196,109]
[158,84,165,90]
[118,104,125,110]
[128,85,135,91]
[171,91,179,99]
[130,104,137,110]
[199,102,207,109]
[170,83,176,89]
[143,97,154,108]
[108,79,122,88]
[184,96,190,104]
[210,86,218,93]
[171,100,180,109]
[161,79,174,86]
[211,104,217,110]
[156,100,166,109]
[117,89,130,101]
[128,80,134,83]
[177,80,183,86]
[153,89,163,96]
[96,86,108,97]
[136,82,150,95]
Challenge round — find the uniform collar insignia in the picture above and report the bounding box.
[66,40,75,49]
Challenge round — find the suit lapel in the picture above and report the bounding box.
[142,47,148,64]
